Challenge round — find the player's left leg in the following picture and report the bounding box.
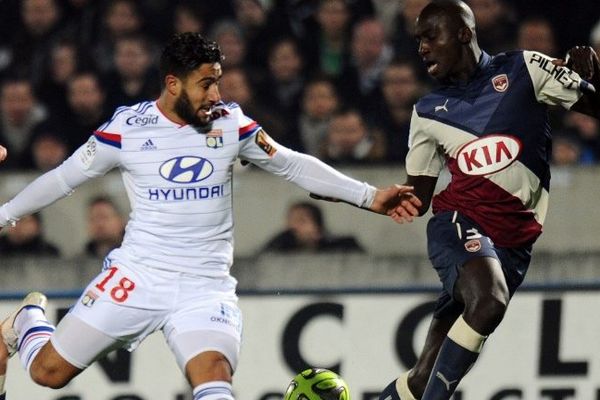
[163,277,242,400]
[0,335,8,400]
[421,256,506,399]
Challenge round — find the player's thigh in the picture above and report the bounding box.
[427,211,501,299]
[64,263,168,367]
[163,298,242,377]
[49,313,125,370]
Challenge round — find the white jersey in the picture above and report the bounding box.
[1,100,376,276]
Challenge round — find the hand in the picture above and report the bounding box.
[0,145,6,163]
[552,46,599,81]
[370,184,422,223]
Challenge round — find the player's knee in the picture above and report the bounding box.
[30,360,71,389]
[466,292,508,332]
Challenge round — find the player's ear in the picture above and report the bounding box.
[458,26,472,44]
[165,74,181,96]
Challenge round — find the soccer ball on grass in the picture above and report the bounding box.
[284,368,350,400]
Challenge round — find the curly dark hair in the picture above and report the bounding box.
[159,32,223,87]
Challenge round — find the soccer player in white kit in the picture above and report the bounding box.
[0,33,420,399]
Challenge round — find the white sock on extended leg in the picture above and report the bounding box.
[193,381,234,400]
[15,307,55,372]
[395,370,417,400]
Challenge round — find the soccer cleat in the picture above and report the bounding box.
[0,292,48,357]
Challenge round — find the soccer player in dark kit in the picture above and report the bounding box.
[381,0,600,399]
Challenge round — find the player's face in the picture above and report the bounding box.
[175,62,222,126]
[415,13,463,80]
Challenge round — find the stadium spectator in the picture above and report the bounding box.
[105,34,160,110]
[558,111,600,164]
[301,0,354,78]
[262,201,364,253]
[0,32,419,400]
[219,68,288,147]
[94,0,145,73]
[591,18,600,57]
[209,20,248,71]
[379,1,600,399]
[0,77,48,169]
[8,0,65,86]
[369,60,425,163]
[0,213,59,257]
[37,38,87,119]
[83,196,124,259]
[61,0,102,49]
[61,71,110,151]
[258,37,306,127]
[0,144,6,163]
[338,18,394,109]
[296,77,340,156]
[232,0,271,70]
[517,17,558,57]
[551,133,583,166]
[391,0,430,80]
[322,108,386,164]
[466,0,517,54]
[172,1,207,36]
[30,131,69,172]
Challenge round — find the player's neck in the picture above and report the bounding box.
[156,95,186,126]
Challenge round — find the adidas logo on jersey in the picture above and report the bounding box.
[140,139,157,151]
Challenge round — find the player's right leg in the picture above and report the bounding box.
[379,307,457,400]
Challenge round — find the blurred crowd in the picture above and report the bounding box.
[1,0,600,173]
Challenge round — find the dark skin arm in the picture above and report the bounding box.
[552,46,600,119]
[389,175,438,223]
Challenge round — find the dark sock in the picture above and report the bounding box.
[421,315,486,400]
[379,379,401,400]
[421,337,478,399]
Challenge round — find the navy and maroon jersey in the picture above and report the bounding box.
[406,51,586,247]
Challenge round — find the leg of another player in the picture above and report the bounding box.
[379,314,456,400]
[421,256,509,399]
[0,338,8,399]
[186,351,236,400]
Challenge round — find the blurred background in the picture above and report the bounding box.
[1,0,600,399]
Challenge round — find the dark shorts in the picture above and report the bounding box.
[427,211,532,319]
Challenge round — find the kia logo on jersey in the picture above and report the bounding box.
[159,156,214,183]
[456,135,522,176]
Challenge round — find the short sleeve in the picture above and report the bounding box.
[405,108,445,177]
[523,50,585,109]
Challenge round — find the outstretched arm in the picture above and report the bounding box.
[240,131,421,220]
[552,46,600,119]
[311,184,422,222]
[0,136,119,229]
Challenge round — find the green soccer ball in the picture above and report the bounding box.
[283,368,350,400]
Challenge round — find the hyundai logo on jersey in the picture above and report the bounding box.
[159,156,214,183]
[456,135,522,176]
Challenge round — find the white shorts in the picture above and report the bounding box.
[52,261,243,372]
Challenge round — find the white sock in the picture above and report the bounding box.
[395,370,417,400]
[15,307,55,372]
[193,381,234,400]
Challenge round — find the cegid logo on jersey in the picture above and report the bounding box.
[126,114,159,126]
[150,156,224,201]
[456,134,522,175]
